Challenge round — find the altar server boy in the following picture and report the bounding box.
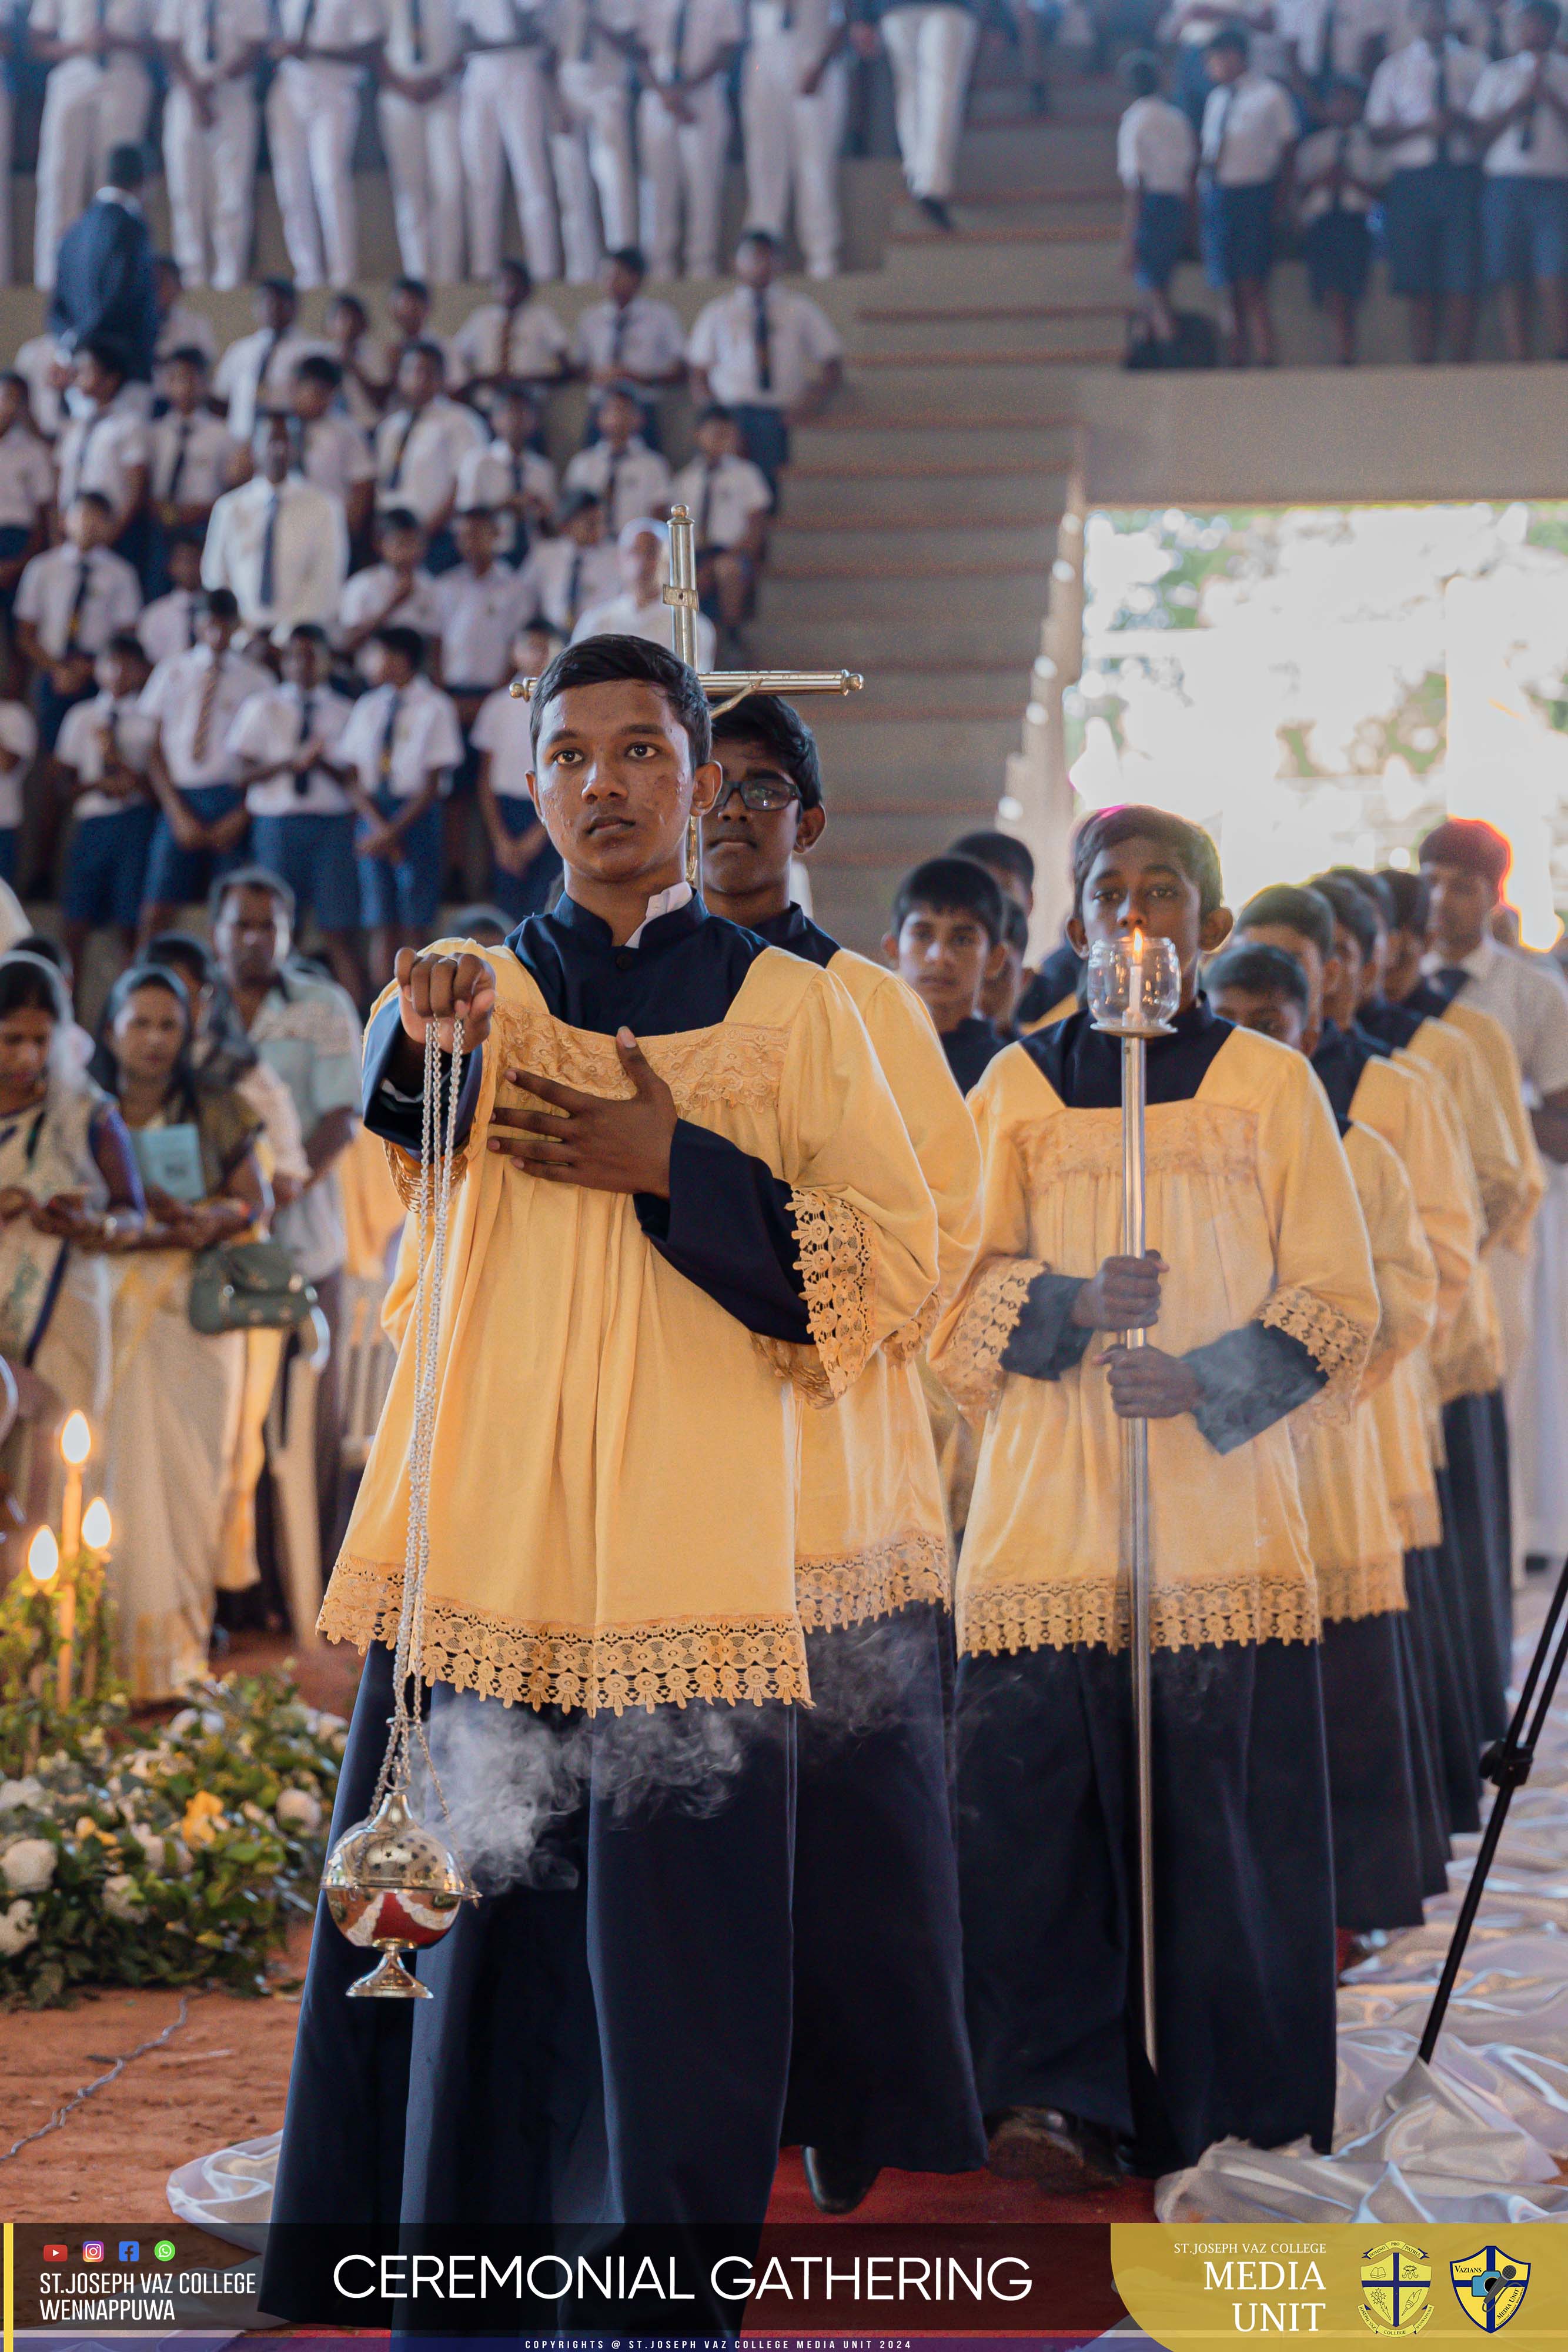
[931,805,1378,2187]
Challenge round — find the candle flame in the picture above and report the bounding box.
[82,1497,112,1553]
[1131,927,1145,957]
[28,1525,58,1582]
[60,1410,91,1468]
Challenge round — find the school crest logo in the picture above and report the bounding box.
[1450,2247,1530,2331]
[1360,2240,1433,2336]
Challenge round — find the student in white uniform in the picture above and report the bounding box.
[634,0,744,280]
[266,0,377,292]
[201,414,349,653]
[151,253,217,372]
[323,290,389,432]
[290,354,376,551]
[0,690,38,886]
[136,585,271,936]
[670,401,772,656]
[373,344,486,569]
[0,375,56,620]
[337,621,463,965]
[1198,26,1298,368]
[336,507,447,679]
[744,0,850,278]
[434,507,530,721]
[29,0,154,290]
[1116,51,1197,348]
[571,514,717,663]
[150,348,238,538]
[138,529,205,664]
[687,228,845,482]
[573,244,687,436]
[16,490,142,747]
[375,273,466,398]
[156,0,268,290]
[55,628,156,962]
[214,280,333,445]
[848,0,979,229]
[516,485,618,633]
[450,257,571,397]
[377,0,466,286]
[12,336,74,440]
[454,382,559,564]
[55,345,149,542]
[560,381,672,532]
[549,0,638,280]
[472,616,563,917]
[1467,0,1568,362]
[456,0,560,285]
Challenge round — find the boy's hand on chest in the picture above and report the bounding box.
[490,1027,678,1197]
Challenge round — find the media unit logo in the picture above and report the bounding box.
[1360,2240,1432,2336]
[1451,2248,1530,2331]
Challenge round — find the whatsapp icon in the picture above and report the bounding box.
[153,2241,175,2262]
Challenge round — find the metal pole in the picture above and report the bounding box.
[664,504,701,670]
[1122,1031,1156,2072]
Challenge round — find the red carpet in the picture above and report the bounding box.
[766,2146,1156,2224]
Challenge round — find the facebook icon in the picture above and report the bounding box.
[119,2242,139,2262]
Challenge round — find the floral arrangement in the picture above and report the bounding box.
[0,1666,346,2009]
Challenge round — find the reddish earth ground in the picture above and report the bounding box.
[1,1624,1155,2230]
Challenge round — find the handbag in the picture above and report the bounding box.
[188,1238,319,1336]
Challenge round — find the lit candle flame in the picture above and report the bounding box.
[82,1497,112,1553]
[1131,927,1144,959]
[28,1525,58,1582]
[60,1411,91,1468]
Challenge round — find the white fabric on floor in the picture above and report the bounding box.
[1158,1579,1568,2224]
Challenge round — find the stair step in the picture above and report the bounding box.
[760,614,1044,666]
[875,243,1129,300]
[851,312,1124,358]
[770,519,1058,571]
[760,568,1051,624]
[889,219,1122,246]
[783,471,1066,526]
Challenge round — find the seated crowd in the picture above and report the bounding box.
[0,229,844,1013]
[1123,0,1568,365]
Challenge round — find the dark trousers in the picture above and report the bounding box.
[1319,1609,1435,1932]
[781,1604,985,2174]
[1405,1542,1482,1835]
[955,1635,1338,2170]
[1439,1390,1512,1743]
[262,1644,797,2318]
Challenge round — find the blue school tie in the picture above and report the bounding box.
[294,690,316,797]
[258,487,279,611]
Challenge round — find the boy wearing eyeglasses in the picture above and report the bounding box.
[701,692,986,2217]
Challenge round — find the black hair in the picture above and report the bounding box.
[737,228,778,253]
[392,274,430,302]
[1419,816,1511,889]
[607,245,647,275]
[1325,71,1367,101]
[199,587,239,623]
[1071,804,1224,919]
[1522,0,1561,29]
[145,930,212,988]
[1207,24,1249,56]
[286,622,329,651]
[1325,864,1393,924]
[152,250,180,276]
[103,629,148,664]
[210,862,297,927]
[373,624,426,673]
[559,487,604,522]
[295,353,343,390]
[1000,897,1029,954]
[1309,870,1380,958]
[496,256,533,283]
[1236,881,1335,959]
[81,340,126,385]
[105,141,146,191]
[950,828,1035,891]
[0,950,69,1025]
[401,339,446,375]
[494,380,539,409]
[696,402,738,429]
[710,693,823,809]
[166,524,206,553]
[1204,940,1310,1012]
[72,489,114,519]
[892,856,1006,949]
[378,506,423,538]
[92,963,198,1105]
[1378,866,1430,931]
[326,289,364,321]
[529,634,712,766]
[164,343,209,372]
[1120,48,1161,95]
[455,505,497,526]
[259,275,296,302]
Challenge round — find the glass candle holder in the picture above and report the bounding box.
[1086,933,1182,1037]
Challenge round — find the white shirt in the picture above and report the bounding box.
[571,590,716,667]
[574,295,687,382]
[0,703,36,831]
[687,284,843,409]
[455,439,558,560]
[516,533,619,633]
[625,879,691,945]
[55,688,156,820]
[451,299,571,384]
[275,0,377,72]
[375,396,486,525]
[299,410,377,504]
[436,562,531,686]
[1295,121,1383,216]
[1366,36,1487,168]
[550,0,638,78]
[155,0,268,71]
[1200,71,1298,185]
[561,436,673,534]
[375,329,466,395]
[670,452,772,549]
[338,674,464,800]
[0,426,54,530]
[16,543,141,657]
[1470,49,1568,176]
[55,397,148,516]
[456,0,551,48]
[213,328,335,443]
[138,584,202,664]
[29,0,153,62]
[13,337,71,440]
[1425,934,1568,1101]
[469,681,534,799]
[149,408,238,508]
[139,643,273,787]
[337,562,448,674]
[1117,95,1198,194]
[154,298,219,369]
[202,473,349,639]
[1279,0,1392,76]
[226,677,356,817]
[641,0,741,79]
[382,0,464,73]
